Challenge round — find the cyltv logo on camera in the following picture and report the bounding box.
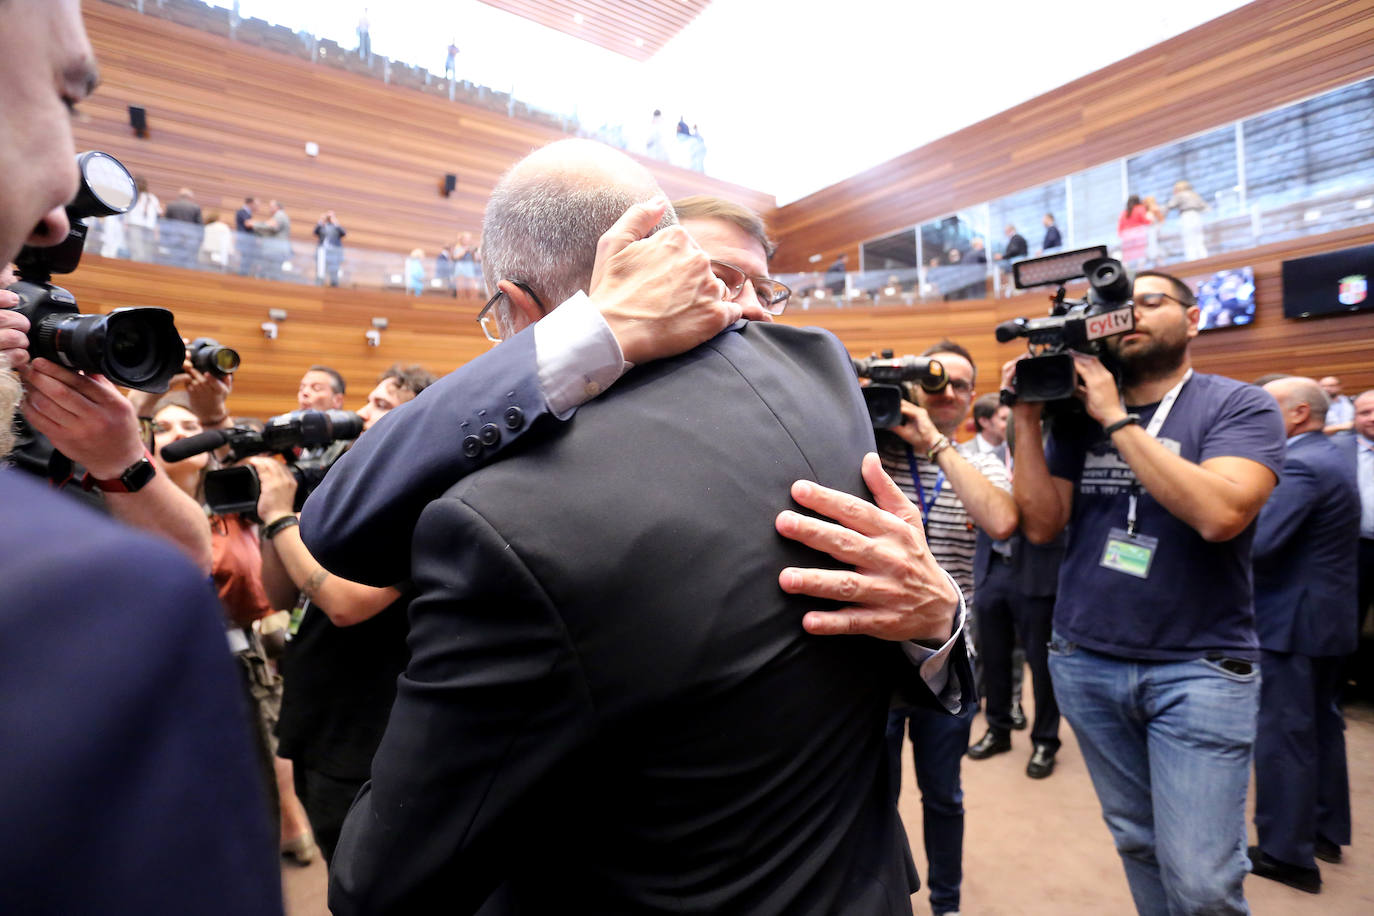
[1085,307,1135,342]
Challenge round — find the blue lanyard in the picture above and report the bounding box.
[905,445,945,522]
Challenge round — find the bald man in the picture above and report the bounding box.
[1249,377,1360,892]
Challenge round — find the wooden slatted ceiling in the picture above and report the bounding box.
[74,2,771,259]
[768,0,1374,272]
[476,0,713,61]
[59,225,1373,421]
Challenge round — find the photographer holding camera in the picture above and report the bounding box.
[1006,269,1285,914]
[0,2,281,911]
[251,363,435,865]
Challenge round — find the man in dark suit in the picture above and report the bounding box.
[326,140,971,914]
[1041,212,1062,252]
[1248,376,1360,893]
[0,5,282,910]
[234,196,258,276]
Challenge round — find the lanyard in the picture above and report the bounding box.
[905,445,946,522]
[1125,369,1192,535]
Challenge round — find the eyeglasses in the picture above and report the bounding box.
[946,379,974,394]
[710,260,791,315]
[477,281,546,343]
[1132,292,1192,309]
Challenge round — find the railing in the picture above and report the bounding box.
[88,217,485,297]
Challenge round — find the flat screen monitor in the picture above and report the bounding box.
[1185,266,1256,331]
[1281,244,1374,319]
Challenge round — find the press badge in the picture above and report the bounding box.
[1100,527,1157,579]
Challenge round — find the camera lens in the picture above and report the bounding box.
[189,339,241,377]
[32,307,185,392]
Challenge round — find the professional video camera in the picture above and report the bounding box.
[6,151,184,391]
[995,246,1136,405]
[853,351,950,428]
[160,409,364,518]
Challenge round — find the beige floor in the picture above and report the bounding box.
[284,696,1374,915]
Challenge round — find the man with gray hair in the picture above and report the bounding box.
[326,139,970,914]
[1249,376,1360,892]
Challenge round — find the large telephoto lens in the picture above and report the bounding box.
[32,306,185,391]
[189,338,241,377]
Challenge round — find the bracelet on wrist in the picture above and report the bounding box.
[1102,414,1140,436]
[261,515,299,540]
[926,436,952,462]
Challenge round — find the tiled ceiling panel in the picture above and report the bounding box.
[477,0,713,61]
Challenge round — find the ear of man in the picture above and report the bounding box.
[497,279,544,327]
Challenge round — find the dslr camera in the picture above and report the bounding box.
[996,246,1136,406]
[160,409,364,518]
[853,352,950,428]
[6,151,184,391]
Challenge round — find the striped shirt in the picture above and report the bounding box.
[877,434,1011,605]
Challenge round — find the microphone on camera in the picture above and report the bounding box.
[160,428,230,463]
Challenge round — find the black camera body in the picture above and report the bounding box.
[7,152,185,392]
[160,409,364,518]
[996,251,1137,404]
[853,352,950,428]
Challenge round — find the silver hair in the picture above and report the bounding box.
[0,356,21,460]
[480,150,674,311]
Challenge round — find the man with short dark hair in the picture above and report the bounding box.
[878,338,1017,916]
[235,195,258,276]
[1320,375,1354,432]
[162,187,203,267]
[1041,213,1062,253]
[1248,376,1359,892]
[1008,269,1284,914]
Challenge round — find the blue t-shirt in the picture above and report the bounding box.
[1046,372,1285,661]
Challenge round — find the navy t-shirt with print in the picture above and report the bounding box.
[1045,372,1284,661]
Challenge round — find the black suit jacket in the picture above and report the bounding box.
[0,471,281,915]
[1003,233,1028,261]
[1253,431,1360,656]
[973,528,1065,598]
[329,322,972,915]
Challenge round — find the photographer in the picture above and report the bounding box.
[1006,269,1284,914]
[876,339,1016,916]
[0,2,280,911]
[256,363,435,865]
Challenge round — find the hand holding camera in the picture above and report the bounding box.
[0,291,29,369]
[22,357,145,479]
[887,399,943,452]
[245,455,298,525]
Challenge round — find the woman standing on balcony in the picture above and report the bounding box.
[1167,179,1210,262]
[1117,194,1150,267]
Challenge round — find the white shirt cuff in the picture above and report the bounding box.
[534,291,631,420]
[899,569,966,712]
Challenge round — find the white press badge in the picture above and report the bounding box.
[1098,370,1192,579]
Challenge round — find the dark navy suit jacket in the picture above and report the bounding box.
[302,325,550,587]
[1252,431,1360,656]
[973,529,1066,598]
[0,470,282,914]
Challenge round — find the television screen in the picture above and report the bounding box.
[1281,244,1374,319]
[1186,267,1256,331]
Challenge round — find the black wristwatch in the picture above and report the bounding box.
[82,449,158,493]
[1102,414,1141,436]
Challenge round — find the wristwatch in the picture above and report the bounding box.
[81,449,158,493]
[926,436,953,462]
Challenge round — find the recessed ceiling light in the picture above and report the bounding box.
[572,13,585,24]
[634,37,644,47]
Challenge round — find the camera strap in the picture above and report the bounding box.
[1124,369,1193,535]
[905,445,946,523]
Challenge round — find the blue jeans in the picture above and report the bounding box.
[1048,634,1259,916]
[887,704,974,916]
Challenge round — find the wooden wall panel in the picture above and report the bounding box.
[58,226,1371,425]
[777,225,1374,400]
[74,3,773,258]
[768,0,1374,272]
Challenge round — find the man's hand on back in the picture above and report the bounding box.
[775,452,959,643]
[588,198,770,366]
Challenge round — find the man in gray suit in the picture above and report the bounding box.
[328,140,972,915]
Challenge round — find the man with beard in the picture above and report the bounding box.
[1007,270,1284,914]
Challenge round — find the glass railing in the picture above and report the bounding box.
[86,217,487,296]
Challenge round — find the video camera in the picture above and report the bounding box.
[996,246,1136,405]
[160,409,364,518]
[853,352,950,428]
[6,152,185,392]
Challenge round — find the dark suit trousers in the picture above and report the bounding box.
[975,558,1059,749]
[1254,650,1351,867]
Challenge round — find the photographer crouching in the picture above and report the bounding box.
[1004,262,1284,914]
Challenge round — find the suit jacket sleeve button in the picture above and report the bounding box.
[479,423,501,447]
[503,406,524,430]
[462,435,483,458]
